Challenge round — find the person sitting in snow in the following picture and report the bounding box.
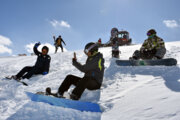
[12,42,51,80]
[46,42,105,100]
[130,29,166,60]
[53,35,66,53]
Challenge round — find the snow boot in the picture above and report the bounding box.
[12,75,21,81]
[70,94,79,100]
[46,87,51,95]
[46,87,64,98]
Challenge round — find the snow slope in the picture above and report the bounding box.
[0,41,180,120]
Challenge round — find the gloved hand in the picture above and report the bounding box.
[72,52,77,62]
[53,36,55,39]
[140,49,148,53]
[72,58,77,63]
[152,56,158,60]
[42,72,48,75]
[35,42,41,48]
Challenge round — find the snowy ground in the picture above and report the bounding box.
[0,41,180,120]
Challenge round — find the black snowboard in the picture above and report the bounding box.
[5,76,28,86]
[116,58,177,66]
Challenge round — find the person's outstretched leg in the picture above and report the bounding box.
[155,48,166,59]
[16,66,33,79]
[130,50,141,60]
[22,67,36,79]
[58,75,81,95]
[60,45,63,52]
[72,77,100,100]
[55,46,58,53]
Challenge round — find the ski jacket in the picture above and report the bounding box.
[55,37,66,46]
[73,52,105,85]
[33,45,51,73]
[140,35,165,52]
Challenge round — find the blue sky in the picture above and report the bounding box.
[0,0,180,56]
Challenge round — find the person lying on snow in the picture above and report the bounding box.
[46,42,105,100]
[130,29,166,60]
[12,42,51,80]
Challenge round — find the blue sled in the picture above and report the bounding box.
[26,92,101,112]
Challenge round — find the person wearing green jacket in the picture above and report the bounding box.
[130,29,166,60]
[47,42,105,100]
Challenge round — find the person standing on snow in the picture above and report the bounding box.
[110,28,120,58]
[130,29,166,60]
[53,35,66,53]
[12,42,51,80]
[111,37,120,58]
[46,42,105,100]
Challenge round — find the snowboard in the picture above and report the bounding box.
[116,58,177,66]
[5,76,28,86]
[26,92,101,112]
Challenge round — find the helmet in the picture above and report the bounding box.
[111,28,118,33]
[42,46,49,53]
[147,29,156,36]
[84,42,98,54]
[111,28,118,37]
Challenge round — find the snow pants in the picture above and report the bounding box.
[58,74,101,99]
[16,66,42,79]
[132,48,166,59]
[55,44,63,53]
[112,50,120,58]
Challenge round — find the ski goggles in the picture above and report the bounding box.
[147,32,151,36]
[84,44,97,54]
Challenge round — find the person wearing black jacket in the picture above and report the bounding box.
[13,42,51,80]
[46,42,105,100]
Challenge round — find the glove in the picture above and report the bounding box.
[35,42,41,48]
[72,52,77,62]
[140,49,148,53]
[42,72,48,75]
[72,58,77,63]
[152,56,158,60]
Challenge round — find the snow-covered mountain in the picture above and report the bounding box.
[0,41,180,120]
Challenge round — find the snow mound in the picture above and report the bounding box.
[0,41,180,120]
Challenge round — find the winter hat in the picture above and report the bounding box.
[147,29,156,36]
[84,42,98,54]
[42,46,49,53]
[111,27,118,37]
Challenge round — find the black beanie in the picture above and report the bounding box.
[147,29,156,35]
[42,46,49,53]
